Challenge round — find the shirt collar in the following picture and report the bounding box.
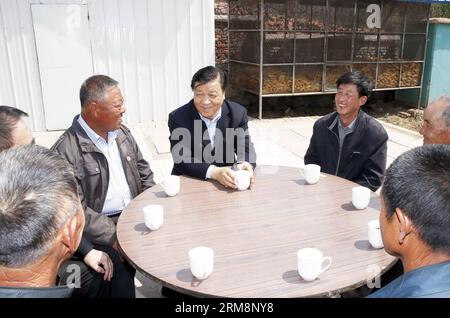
[338,116,357,131]
[77,115,118,144]
[199,108,222,124]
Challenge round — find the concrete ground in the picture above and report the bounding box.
[33,116,423,298]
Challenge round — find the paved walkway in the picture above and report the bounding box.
[33,116,422,297]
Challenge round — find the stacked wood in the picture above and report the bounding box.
[377,64,400,88]
[400,63,421,87]
[263,68,292,94]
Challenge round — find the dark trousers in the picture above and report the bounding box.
[58,244,135,298]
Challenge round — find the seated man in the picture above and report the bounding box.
[304,71,388,191]
[0,145,85,298]
[169,66,256,189]
[369,144,450,298]
[52,75,156,297]
[0,105,117,297]
[420,95,450,145]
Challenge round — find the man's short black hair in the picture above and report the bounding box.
[191,66,227,92]
[79,75,119,108]
[382,144,450,254]
[336,71,373,98]
[0,106,29,151]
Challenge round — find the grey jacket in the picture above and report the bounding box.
[51,116,155,253]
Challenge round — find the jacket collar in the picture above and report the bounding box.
[327,110,365,133]
[71,115,127,153]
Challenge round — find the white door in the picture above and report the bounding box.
[32,4,93,131]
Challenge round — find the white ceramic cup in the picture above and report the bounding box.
[368,219,384,249]
[143,204,164,230]
[352,186,371,210]
[301,164,321,185]
[234,170,251,191]
[297,248,332,282]
[162,175,180,197]
[189,246,214,280]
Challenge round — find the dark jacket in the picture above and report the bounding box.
[51,116,155,254]
[368,261,450,298]
[304,111,388,191]
[168,99,256,179]
[0,285,74,298]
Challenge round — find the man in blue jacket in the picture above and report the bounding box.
[168,66,256,189]
[304,71,388,191]
[369,144,450,298]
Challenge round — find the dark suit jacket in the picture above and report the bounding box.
[168,99,256,179]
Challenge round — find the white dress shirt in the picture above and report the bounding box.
[199,109,222,179]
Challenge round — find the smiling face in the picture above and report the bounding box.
[335,83,367,125]
[193,76,225,119]
[419,100,450,145]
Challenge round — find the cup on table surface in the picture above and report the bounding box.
[162,175,180,197]
[301,164,321,185]
[368,219,384,249]
[143,204,164,231]
[297,248,332,282]
[352,186,371,210]
[189,246,214,280]
[234,170,251,191]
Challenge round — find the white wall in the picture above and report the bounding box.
[0,0,215,131]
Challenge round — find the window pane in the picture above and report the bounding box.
[264,0,295,30]
[295,32,324,63]
[403,35,425,61]
[229,31,260,64]
[328,0,355,33]
[354,34,379,62]
[379,34,402,61]
[295,65,322,92]
[327,33,352,61]
[229,0,260,30]
[295,0,326,31]
[400,63,422,87]
[263,66,293,94]
[377,63,400,88]
[264,32,294,64]
[325,64,351,91]
[230,62,260,93]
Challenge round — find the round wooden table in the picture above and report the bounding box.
[117,166,397,298]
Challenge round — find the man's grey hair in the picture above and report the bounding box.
[0,145,81,268]
[79,75,119,108]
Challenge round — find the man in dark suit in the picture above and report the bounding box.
[168,66,256,189]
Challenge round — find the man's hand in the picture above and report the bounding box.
[83,249,114,281]
[212,166,238,189]
[237,162,255,187]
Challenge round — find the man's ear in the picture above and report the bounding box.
[395,207,413,244]
[359,95,368,107]
[60,211,84,254]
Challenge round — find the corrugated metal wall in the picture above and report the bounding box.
[0,0,215,131]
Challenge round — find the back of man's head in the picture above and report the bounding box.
[79,75,119,108]
[336,71,373,98]
[0,106,29,151]
[0,145,82,268]
[382,144,450,254]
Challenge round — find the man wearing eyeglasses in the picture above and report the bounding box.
[304,71,388,192]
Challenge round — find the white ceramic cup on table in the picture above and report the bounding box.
[368,219,384,249]
[352,186,371,210]
[189,246,214,280]
[301,164,321,185]
[297,248,332,282]
[143,204,164,231]
[162,175,180,197]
